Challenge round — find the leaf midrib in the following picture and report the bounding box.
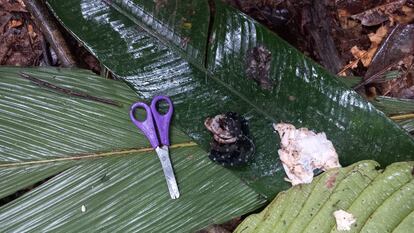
[0,142,197,168]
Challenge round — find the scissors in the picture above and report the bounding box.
[129,95,180,199]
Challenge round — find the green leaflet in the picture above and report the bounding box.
[336,76,363,88]
[235,160,414,233]
[398,119,414,134]
[45,0,414,197]
[372,96,414,115]
[0,67,265,232]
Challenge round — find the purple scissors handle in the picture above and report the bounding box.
[129,102,160,148]
[129,95,173,148]
[150,95,173,146]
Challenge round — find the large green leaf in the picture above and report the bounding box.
[45,0,414,197]
[235,160,414,233]
[0,67,265,232]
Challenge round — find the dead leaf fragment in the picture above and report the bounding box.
[27,24,36,39]
[334,210,356,231]
[337,9,359,29]
[349,26,389,68]
[8,19,23,28]
[351,46,366,59]
[17,0,26,8]
[351,1,405,26]
[368,25,388,45]
[392,5,414,24]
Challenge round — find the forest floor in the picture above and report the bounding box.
[1,0,413,98]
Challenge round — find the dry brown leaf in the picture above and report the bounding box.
[368,25,388,44]
[351,46,367,59]
[337,46,365,75]
[362,25,389,66]
[8,19,23,28]
[1,0,27,13]
[350,45,375,67]
[347,26,389,68]
[392,5,414,24]
[363,49,378,66]
[337,9,359,29]
[351,0,405,26]
[17,0,26,8]
[27,24,37,39]
[337,9,350,18]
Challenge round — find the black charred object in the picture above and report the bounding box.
[204,112,255,167]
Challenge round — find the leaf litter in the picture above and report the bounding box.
[227,0,414,101]
[0,0,42,66]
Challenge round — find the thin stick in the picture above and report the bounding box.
[23,0,77,67]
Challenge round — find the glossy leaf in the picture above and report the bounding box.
[0,67,265,232]
[45,0,414,197]
[235,160,414,233]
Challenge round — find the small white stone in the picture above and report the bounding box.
[334,210,356,231]
[81,205,87,213]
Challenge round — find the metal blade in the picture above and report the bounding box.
[155,146,180,199]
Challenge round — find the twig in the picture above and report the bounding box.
[20,72,122,106]
[390,113,414,121]
[23,0,76,67]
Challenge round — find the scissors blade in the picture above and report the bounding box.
[155,146,180,199]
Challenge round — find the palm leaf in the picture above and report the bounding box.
[45,0,414,197]
[235,160,414,233]
[0,67,265,232]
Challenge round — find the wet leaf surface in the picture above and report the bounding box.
[0,67,265,232]
[45,0,414,198]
